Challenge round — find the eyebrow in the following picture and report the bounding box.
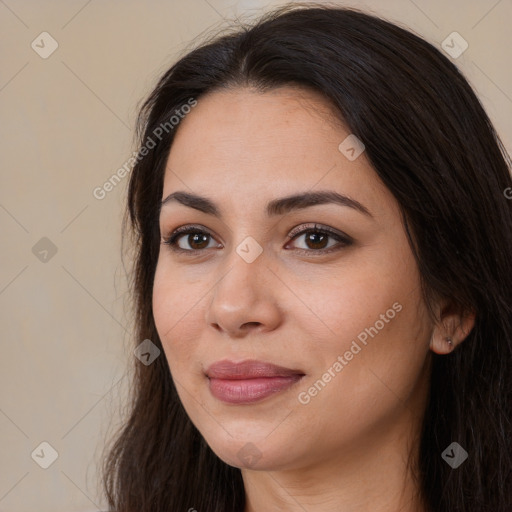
[160,190,373,218]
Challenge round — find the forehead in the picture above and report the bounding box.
[166,86,344,174]
[162,86,395,221]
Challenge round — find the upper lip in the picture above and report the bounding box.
[205,359,305,379]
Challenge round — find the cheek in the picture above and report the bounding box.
[152,261,202,369]
[291,256,408,348]
[293,243,430,402]
[301,281,430,405]
[291,289,431,455]
[152,263,173,338]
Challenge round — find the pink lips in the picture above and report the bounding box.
[206,359,305,404]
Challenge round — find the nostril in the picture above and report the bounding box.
[240,322,264,333]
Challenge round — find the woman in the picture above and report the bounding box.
[101,4,512,511]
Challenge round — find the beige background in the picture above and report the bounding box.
[0,0,510,510]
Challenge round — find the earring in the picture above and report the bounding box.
[445,337,454,348]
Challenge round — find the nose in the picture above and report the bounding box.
[204,247,283,338]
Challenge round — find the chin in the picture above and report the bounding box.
[203,432,300,471]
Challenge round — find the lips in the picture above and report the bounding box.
[205,359,305,404]
[206,359,304,379]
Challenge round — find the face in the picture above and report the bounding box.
[153,86,434,471]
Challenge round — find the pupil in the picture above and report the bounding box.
[307,232,327,249]
[190,233,208,249]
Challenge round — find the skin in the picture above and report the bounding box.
[152,86,475,512]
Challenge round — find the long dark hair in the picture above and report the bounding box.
[101,4,512,511]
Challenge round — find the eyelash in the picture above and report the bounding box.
[161,223,353,256]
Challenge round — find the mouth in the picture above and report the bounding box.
[205,359,305,405]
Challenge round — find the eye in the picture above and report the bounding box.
[285,223,352,255]
[161,225,220,253]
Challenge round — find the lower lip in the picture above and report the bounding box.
[208,375,303,404]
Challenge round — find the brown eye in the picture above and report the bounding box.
[287,224,353,255]
[162,227,220,253]
[303,231,330,250]
[182,232,210,250]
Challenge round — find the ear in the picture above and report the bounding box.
[429,300,476,355]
